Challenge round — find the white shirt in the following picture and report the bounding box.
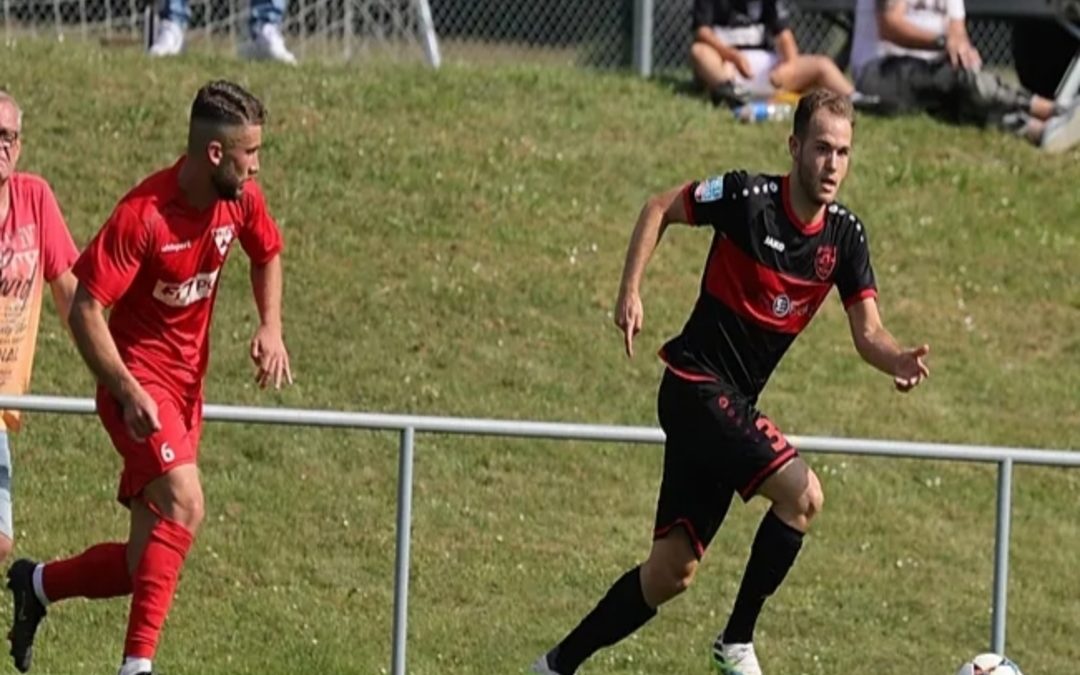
[851,0,966,78]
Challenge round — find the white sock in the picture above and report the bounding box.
[31,564,49,607]
[118,657,152,675]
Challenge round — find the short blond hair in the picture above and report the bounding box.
[793,89,854,139]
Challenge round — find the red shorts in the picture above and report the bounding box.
[96,385,203,505]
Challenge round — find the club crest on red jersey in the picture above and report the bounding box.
[814,245,837,281]
[212,225,235,257]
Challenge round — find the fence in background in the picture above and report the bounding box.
[0,393,1077,675]
[2,0,1023,69]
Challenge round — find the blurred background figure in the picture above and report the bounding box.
[148,0,297,64]
[850,0,1080,152]
[689,0,874,108]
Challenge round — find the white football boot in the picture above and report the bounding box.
[530,651,561,674]
[712,638,763,675]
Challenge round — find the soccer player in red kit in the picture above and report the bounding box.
[532,89,929,675]
[5,80,292,675]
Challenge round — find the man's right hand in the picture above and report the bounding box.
[120,385,161,441]
[732,52,754,80]
[614,289,644,358]
[946,36,981,71]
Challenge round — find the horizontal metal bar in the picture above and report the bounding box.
[2,394,1078,466]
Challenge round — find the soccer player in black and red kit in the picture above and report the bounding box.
[533,89,930,675]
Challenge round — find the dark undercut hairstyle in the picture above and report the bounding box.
[792,88,854,140]
[188,80,266,151]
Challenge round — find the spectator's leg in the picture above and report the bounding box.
[769,55,854,97]
[1022,119,1045,144]
[147,0,187,56]
[249,0,284,38]
[690,42,736,93]
[1029,95,1060,122]
[159,0,189,26]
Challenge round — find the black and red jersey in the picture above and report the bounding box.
[659,171,877,398]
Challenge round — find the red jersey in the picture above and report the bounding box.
[73,158,283,402]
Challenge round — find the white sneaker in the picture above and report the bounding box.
[712,639,763,675]
[148,18,184,57]
[1041,101,1080,154]
[240,23,297,65]
[530,652,560,674]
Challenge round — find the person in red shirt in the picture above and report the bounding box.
[0,89,80,564]
[5,80,292,675]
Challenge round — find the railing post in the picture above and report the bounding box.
[632,0,654,77]
[391,426,416,675]
[991,457,1013,654]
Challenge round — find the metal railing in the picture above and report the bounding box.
[1,393,1077,673]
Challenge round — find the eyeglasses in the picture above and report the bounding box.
[0,129,19,149]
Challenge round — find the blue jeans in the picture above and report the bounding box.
[0,431,12,540]
[159,0,284,37]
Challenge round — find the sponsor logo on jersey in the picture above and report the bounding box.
[161,241,193,253]
[152,269,221,307]
[772,294,791,317]
[814,245,837,281]
[212,225,236,257]
[694,176,724,203]
[763,235,786,253]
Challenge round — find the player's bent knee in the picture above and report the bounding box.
[667,559,698,596]
[643,558,697,604]
[157,492,205,533]
[789,472,824,526]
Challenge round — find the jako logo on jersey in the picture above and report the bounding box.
[212,225,236,257]
[814,245,837,281]
[152,269,221,307]
[694,176,724,203]
[772,294,792,317]
[764,236,786,252]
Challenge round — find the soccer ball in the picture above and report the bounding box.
[955,653,1024,675]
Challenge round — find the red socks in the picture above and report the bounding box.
[41,542,132,602]
[123,516,194,659]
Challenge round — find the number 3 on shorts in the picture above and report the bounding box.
[161,442,175,463]
[755,417,790,453]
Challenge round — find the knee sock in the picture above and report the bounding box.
[123,517,194,659]
[38,542,132,604]
[722,510,804,644]
[550,566,657,674]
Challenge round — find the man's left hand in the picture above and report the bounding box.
[250,325,293,389]
[893,344,930,393]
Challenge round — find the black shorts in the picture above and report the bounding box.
[653,368,798,558]
[856,56,1032,127]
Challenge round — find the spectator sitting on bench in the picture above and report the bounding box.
[851,0,1080,153]
[690,0,873,108]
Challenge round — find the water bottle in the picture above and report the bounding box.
[733,101,794,124]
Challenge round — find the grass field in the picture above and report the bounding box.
[2,38,1079,674]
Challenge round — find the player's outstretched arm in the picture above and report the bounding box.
[845,297,930,393]
[68,283,160,439]
[249,253,292,389]
[615,184,691,358]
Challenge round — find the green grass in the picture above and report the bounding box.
[3,39,1079,674]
